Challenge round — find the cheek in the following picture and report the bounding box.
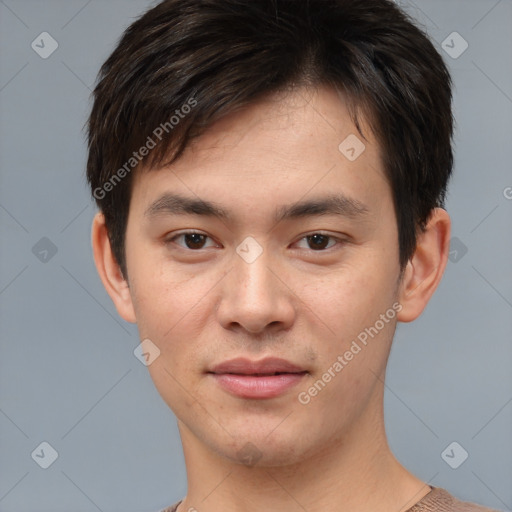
[129,261,225,386]
[297,258,397,335]
[293,255,399,399]
[130,253,212,332]
[136,275,211,409]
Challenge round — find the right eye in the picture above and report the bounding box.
[165,231,219,250]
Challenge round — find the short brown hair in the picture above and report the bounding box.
[86,0,454,279]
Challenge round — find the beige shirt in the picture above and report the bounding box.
[158,486,501,512]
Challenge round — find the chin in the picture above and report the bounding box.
[223,440,310,468]
[209,426,313,468]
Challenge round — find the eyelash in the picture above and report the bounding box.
[165,230,347,252]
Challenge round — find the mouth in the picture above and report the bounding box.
[209,356,306,375]
[210,371,305,376]
[207,357,308,399]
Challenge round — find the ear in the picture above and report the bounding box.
[397,208,451,323]
[91,212,137,323]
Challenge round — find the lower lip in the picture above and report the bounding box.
[210,372,307,399]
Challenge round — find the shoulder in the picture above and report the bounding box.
[408,487,502,512]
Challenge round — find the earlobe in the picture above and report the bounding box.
[91,212,137,324]
[397,208,451,323]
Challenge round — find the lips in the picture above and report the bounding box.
[208,357,307,399]
[209,357,306,375]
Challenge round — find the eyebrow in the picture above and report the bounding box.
[144,192,369,223]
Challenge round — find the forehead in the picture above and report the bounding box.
[131,85,389,220]
[178,86,379,165]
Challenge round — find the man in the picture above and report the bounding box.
[86,1,499,510]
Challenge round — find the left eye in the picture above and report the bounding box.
[294,234,339,251]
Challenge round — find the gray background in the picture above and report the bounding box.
[0,0,511,511]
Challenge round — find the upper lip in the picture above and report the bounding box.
[209,357,306,375]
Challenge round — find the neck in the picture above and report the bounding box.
[175,384,431,512]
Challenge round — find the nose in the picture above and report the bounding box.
[216,246,296,335]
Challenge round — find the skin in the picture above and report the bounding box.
[92,85,451,512]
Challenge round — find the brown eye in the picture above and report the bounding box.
[167,232,216,250]
[306,234,332,250]
[182,233,207,249]
[294,233,340,251]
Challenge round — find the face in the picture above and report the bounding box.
[123,85,404,466]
